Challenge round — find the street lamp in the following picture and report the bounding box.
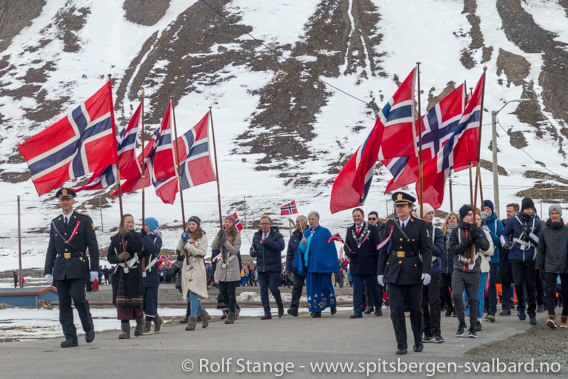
[492,99,531,218]
[17,192,30,288]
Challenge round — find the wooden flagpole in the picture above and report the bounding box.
[448,175,454,212]
[140,90,146,275]
[108,75,123,219]
[209,106,226,265]
[170,96,188,264]
[472,67,488,226]
[416,62,424,218]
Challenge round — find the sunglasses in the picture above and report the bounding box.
[368,217,377,221]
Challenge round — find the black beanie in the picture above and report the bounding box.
[459,204,473,220]
[521,198,535,212]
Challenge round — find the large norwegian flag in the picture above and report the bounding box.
[383,84,466,193]
[330,68,416,213]
[18,81,118,196]
[73,102,143,192]
[419,73,485,208]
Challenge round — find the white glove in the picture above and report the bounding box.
[421,273,431,286]
[377,275,385,287]
[90,271,98,282]
[44,274,52,285]
[480,212,488,220]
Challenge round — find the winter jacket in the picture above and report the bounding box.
[441,224,458,275]
[502,213,542,262]
[484,212,503,264]
[449,222,490,273]
[142,230,162,288]
[344,222,382,276]
[250,226,285,273]
[177,234,208,300]
[212,231,241,282]
[286,229,302,273]
[537,219,568,274]
[426,223,445,275]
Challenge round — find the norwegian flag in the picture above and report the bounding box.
[326,233,345,245]
[330,68,416,213]
[158,254,172,268]
[18,81,118,196]
[149,112,216,203]
[233,212,244,232]
[73,102,143,192]
[280,201,298,216]
[112,103,178,203]
[419,73,485,208]
[383,84,466,192]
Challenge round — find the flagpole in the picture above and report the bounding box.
[140,90,146,275]
[209,106,226,266]
[170,96,188,264]
[107,74,123,219]
[141,90,146,229]
[468,162,474,206]
[416,62,424,217]
[449,175,454,213]
[472,67,488,227]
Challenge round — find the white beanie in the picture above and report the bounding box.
[420,203,435,217]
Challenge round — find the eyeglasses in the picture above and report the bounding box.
[368,217,377,221]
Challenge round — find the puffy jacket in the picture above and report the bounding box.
[537,218,568,274]
[250,226,285,273]
[441,224,458,274]
[484,212,503,264]
[426,223,445,275]
[449,222,490,273]
[502,213,542,262]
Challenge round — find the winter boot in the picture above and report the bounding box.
[134,317,144,337]
[142,319,153,335]
[225,311,236,324]
[185,316,197,331]
[199,310,211,328]
[561,315,568,328]
[546,315,557,329]
[118,322,130,339]
[153,315,163,334]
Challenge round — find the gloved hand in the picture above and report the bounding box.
[480,211,488,220]
[503,241,515,250]
[90,271,98,282]
[219,235,227,245]
[217,229,225,237]
[422,273,431,286]
[468,225,479,238]
[117,251,131,261]
[118,226,128,236]
[181,232,190,241]
[44,274,52,285]
[520,224,528,235]
[141,228,147,236]
[377,275,385,287]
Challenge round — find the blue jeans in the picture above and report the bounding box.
[488,263,498,313]
[258,271,283,314]
[352,274,382,313]
[188,290,204,317]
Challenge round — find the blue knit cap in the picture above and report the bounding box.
[145,217,159,232]
[483,200,494,213]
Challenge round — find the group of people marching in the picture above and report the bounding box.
[44,187,568,354]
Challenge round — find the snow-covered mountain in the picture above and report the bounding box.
[1,0,567,269]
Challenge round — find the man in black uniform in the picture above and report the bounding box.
[377,192,432,355]
[44,188,99,348]
[345,208,383,318]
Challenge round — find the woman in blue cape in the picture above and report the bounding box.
[295,211,339,317]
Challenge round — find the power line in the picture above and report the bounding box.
[198,0,370,106]
[496,119,568,180]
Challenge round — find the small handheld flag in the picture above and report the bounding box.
[280,201,298,216]
[326,233,345,245]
